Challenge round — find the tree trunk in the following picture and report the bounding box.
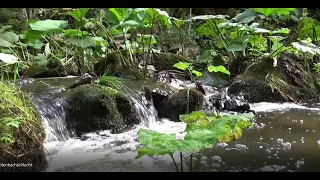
[18,8,28,30]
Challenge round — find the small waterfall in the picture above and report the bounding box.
[32,93,71,143]
[129,92,158,127]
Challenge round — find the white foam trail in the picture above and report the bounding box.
[250,102,320,112]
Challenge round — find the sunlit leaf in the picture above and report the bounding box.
[0,53,18,64]
[208,65,230,75]
[66,8,90,22]
[173,62,192,71]
[253,8,296,17]
[29,19,68,31]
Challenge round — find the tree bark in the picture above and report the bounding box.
[18,8,28,30]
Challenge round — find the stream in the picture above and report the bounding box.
[16,76,320,172]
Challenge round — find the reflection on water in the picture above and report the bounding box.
[202,108,320,172]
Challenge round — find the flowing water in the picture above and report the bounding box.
[16,77,320,172]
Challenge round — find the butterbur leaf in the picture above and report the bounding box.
[292,40,320,55]
[253,8,295,17]
[173,62,192,71]
[208,65,230,75]
[23,30,43,43]
[1,31,19,44]
[192,70,202,77]
[136,112,254,157]
[29,19,68,31]
[232,8,256,24]
[66,8,90,22]
[68,36,96,48]
[0,53,18,64]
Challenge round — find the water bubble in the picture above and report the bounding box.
[271,138,273,140]
[313,130,316,132]
[266,149,271,153]
[306,130,308,132]
[259,146,263,149]
[300,120,304,124]
[288,128,291,131]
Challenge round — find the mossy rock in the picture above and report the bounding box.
[228,53,320,102]
[0,82,47,172]
[228,74,283,103]
[157,88,204,122]
[25,59,68,78]
[65,84,139,135]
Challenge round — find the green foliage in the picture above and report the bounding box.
[136,112,254,171]
[207,65,230,75]
[29,19,68,31]
[173,62,202,77]
[253,8,296,17]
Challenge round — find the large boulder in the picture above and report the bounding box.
[228,53,320,103]
[65,84,139,135]
[144,85,204,122]
[0,83,47,172]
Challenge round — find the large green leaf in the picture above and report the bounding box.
[253,8,296,17]
[231,8,256,24]
[196,19,227,38]
[23,30,43,43]
[0,38,13,47]
[173,62,192,71]
[29,19,68,31]
[107,8,130,25]
[208,65,230,75]
[63,29,90,37]
[292,40,320,55]
[0,53,18,64]
[68,36,96,48]
[1,31,19,44]
[136,112,254,158]
[66,8,90,22]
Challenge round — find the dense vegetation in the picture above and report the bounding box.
[1,8,320,172]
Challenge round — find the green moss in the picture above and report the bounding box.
[157,88,204,122]
[0,82,47,172]
[66,84,139,134]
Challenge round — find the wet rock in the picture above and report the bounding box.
[155,70,191,83]
[69,73,94,89]
[147,87,204,122]
[65,84,139,135]
[228,53,320,103]
[204,86,253,114]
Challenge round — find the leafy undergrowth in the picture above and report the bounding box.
[136,111,254,172]
[0,81,47,172]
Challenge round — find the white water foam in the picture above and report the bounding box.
[250,102,320,112]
